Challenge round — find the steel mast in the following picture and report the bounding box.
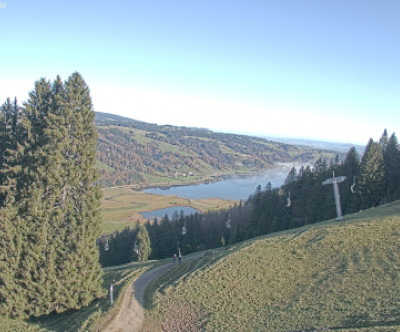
[322,172,347,221]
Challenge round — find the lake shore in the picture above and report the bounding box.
[102,168,268,192]
[100,187,236,234]
[100,164,295,234]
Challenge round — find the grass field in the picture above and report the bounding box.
[100,186,235,234]
[141,200,400,331]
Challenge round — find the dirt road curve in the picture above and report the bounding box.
[103,254,204,332]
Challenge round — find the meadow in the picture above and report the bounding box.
[7,200,400,332]
[141,200,400,331]
[100,186,235,234]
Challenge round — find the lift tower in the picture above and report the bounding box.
[322,172,347,221]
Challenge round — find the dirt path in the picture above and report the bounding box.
[103,254,204,332]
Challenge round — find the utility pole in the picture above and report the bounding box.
[322,172,347,221]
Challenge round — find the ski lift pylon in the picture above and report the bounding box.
[322,172,347,221]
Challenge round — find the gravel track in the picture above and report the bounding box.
[103,254,204,332]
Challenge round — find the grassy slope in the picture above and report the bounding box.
[100,187,235,233]
[8,202,400,331]
[142,201,400,331]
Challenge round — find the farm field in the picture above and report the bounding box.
[100,186,235,234]
[141,200,400,331]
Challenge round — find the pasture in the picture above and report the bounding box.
[9,201,400,332]
[142,201,400,331]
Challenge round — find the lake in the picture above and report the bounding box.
[144,163,297,201]
[141,206,199,220]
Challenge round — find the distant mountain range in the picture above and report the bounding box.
[94,112,344,187]
[262,136,365,155]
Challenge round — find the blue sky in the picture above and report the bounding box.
[0,0,399,145]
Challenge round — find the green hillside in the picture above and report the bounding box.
[142,201,400,331]
[94,112,337,187]
[8,201,400,331]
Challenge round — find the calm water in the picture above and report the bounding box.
[144,164,297,201]
[141,206,199,220]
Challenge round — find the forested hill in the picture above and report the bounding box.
[94,112,337,187]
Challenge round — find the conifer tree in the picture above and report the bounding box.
[284,166,298,185]
[379,129,389,153]
[248,184,262,237]
[383,133,400,201]
[135,223,151,262]
[358,139,385,208]
[19,77,71,316]
[0,98,28,317]
[0,74,104,318]
[341,147,361,214]
[57,72,104,308]
[146,220,160,260]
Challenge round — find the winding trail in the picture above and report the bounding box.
[103,253,205,332]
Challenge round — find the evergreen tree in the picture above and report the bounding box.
[0,74,104,318]
[341,147,361,213]
[147,220,161,260]
[379,129,389,153]
[0,98,28,317]
[6,80,58,318]
[296,165,314,226]
[358,139,385,208]
[0,98,24,204]
[248,184,262,238]
[258,182,273,235]
[58,72,104,308]
[135,223,151,262]
[383,133,400,201]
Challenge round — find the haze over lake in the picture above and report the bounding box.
[144,164,298,201]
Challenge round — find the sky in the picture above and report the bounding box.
[0,1,399,145]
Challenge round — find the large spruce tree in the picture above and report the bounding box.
[0,73,104,318]
[56,72,104,310]
[0,98,28,317]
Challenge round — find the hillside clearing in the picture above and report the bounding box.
[142,201,400,331]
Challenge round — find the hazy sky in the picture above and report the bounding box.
[0,1,399,145]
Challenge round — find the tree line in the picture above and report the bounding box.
[99,130,400,265]
[0,73,104,318]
